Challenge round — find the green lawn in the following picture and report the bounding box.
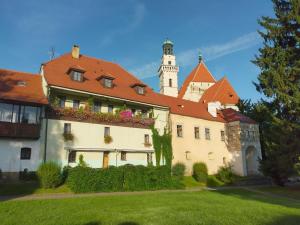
[0,189,299,225]
[255,185,300,200]
[182,176,206,188]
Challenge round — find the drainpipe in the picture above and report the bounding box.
[43,87,50,163]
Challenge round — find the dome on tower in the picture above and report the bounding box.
[163,38,173,46]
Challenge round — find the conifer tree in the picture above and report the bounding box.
[253,0,300,185]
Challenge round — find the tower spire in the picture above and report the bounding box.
[198,50,202,64]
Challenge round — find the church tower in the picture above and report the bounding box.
[158,39,179,97]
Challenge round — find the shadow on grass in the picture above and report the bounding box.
[265,215,300,225]
[81,222,139,225]
[215,188,300,209]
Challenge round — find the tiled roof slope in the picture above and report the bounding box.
[0,69,48,104]
[221,108,256,124]
[178,62,216,98]
[200,77,239,105]
[43,53,169,108]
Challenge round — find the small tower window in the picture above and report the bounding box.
[168,61,171,65]
[169,79,172,87]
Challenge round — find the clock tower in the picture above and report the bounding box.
[158,39,179,97]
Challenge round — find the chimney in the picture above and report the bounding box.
[71,45,80,59]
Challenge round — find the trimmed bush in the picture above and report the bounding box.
[37,162,62,188]
[172,163,186,180]
[193,162,208,182]
[207,175,225,187]
[67,164,180,193]
[216,166,234,184]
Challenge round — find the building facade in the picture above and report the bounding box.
[0,41,262,179]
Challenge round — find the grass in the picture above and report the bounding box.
[0,182,72,196]
[0,189,300,225]
[182,176,206,188]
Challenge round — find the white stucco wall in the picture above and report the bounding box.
[45,119,156,168]
[0,139,42,172]
[182,82,215,102]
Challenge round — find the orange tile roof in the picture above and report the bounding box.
[199,77,239,105]
[178,62,216,98]
[221,108,256,124]
[0,69,48,105]
[43,53,226,122]
[43,53,169,108]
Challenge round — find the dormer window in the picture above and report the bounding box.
[97,75,115,88]
[68,67,85,82]
[104,78,113,88]
[131,83,146,95]
[17,81,26,87]
[71,71,83,82]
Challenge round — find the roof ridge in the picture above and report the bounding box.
[209,77,226,101]
[201,61,216,82]
[0,68,39,76]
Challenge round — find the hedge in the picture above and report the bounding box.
[192,162,208,183]
[67,164,182,193]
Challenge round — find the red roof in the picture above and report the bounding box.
[0,69,48,105]
[43,53,169,108]
[199,77,239,105]
[221,108,256,124]
[178,62,216,98]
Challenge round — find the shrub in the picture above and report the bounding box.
[193,162,208,182]
[104,135,113,144]
[216,166,235,184]
[67,165,180,193]
[19,169,37,181]
[37,162,62,188]
[78,154,88,167]
[207,175,225,187]
[172,163,186,180]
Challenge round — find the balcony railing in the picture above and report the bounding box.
[47,107,155,129]
[0,121,41,139]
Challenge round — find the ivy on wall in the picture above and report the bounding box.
[151,126,172,168]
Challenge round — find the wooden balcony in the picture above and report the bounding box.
[0,121,41,139]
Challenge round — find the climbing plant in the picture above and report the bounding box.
[151,126,172,168]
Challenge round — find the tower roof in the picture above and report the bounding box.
[178,61,216,98]
[163,38,173,45]
[199,76,239,105]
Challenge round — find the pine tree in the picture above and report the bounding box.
[253,0,300,185]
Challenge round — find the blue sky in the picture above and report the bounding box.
[0,0,274,101]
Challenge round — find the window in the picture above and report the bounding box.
[208,152,214,160]
[147,153,152,164]
[20,147,31,160]
[185,151,191,160]
[59,96,66,108]
[169,79,172,87]
[20,106,40,124]
[137,86,145,95]
[0,103,13,122]
[64,123,71,134]
[71,71,83,82]
[121,152,126,161]
[168,61,171,65]
[68,151,76,163]
[73,100,80,109]
[104,127,110,136]
[144,134,150,144]
[205,128,210,140]
[194,127,200,139]
[108,105,114,113]
[141,110,147,118]
[104,78,113,88]
[93,101,101,113]
[0,103,40,124]
[221,130,225,141]
[177,125,183,137]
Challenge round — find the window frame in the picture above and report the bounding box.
[68,151,76,163]
[177,124,183,138]
[194,126,200,139]
[121,152,127,161]
[104,127,110,137]
[73,99,80,109]
[71,70,83,82]
[108,105,114,113]
[64,123,71,134]
[144,134,150,144]
[169,78,172,87]
[221,130,225,141]
[20,147,31,160]
[205,128,211,140]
